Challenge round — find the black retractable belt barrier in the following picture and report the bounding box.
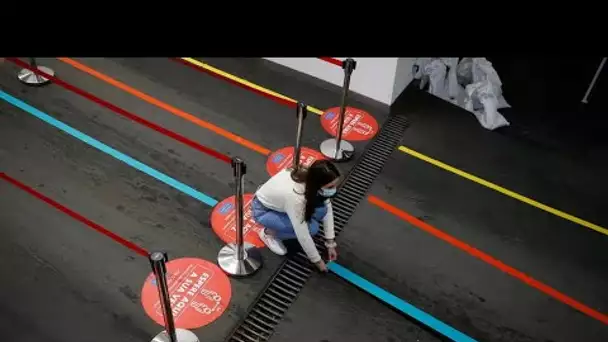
[149,252,199,342]
[320,58,357,161]
[217,157,263,276]
[293,102,308,169]
[17,57,55,86]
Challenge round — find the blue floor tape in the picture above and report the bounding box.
[0,90,219,207]
[328,262,478,342]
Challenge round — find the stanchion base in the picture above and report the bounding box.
[320,138,355,161]
[151,329,199,342]
[18,66,54,86]
[218,242,263,276]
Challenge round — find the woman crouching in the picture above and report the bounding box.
[252,160,341,272]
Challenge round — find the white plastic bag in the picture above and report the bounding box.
[471,58,510,109]
[444,57,460,100]
[413,58,432,90]
[412,58,430,79]
[458,58,510,130]
[465,79,509,130]
[424,59,448,99]
[414,58,459,100]
[415,57,510,130]
[457,57,474,86]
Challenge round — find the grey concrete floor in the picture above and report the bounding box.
[0,58,606,342]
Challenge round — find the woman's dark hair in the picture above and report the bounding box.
[291,160,341,222]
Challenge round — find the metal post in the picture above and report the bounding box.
[293,102,308,170]
[320,58,357,161]
[217,158,263,276]
[581,57,606,104]
[234,158,245,261]
[149,252,199,342]
[17,57,55,86]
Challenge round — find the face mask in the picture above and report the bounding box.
[319,187,337,198]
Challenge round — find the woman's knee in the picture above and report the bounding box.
[256,211,292,232]
[251,198,272,224]
[252,209,266,226]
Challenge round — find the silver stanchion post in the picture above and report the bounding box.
[320,58,357,161]
[17,57,55,86]
[149,252,199,342]
[293,102,308,170]
[581,57,606,104]
[217,157,263,276]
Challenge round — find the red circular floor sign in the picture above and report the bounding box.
[210,194,265,248]
[266,146,326,176]
[141,257,231,329]
[320,107,379,141]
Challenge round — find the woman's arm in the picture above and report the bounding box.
[322,199,338,262]
[285,198,322,263]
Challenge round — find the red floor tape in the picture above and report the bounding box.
[141,257,231,329]
[320,107,379,141]
[210,194,265,248]
[266,146,325,176]
[0,172,148,257]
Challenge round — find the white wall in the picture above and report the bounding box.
[264,58,413,105]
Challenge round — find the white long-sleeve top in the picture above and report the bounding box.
[255,169,335,263]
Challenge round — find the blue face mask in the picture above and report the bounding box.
[319,187,337,198]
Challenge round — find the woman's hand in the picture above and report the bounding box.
[314,260,328,272]
[327,247,338,262]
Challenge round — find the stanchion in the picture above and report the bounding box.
[265,102,324,176]
[17,58,55,86]
[320,58,357,161]
[217,157,263,276]
[149,252,199,342]
[293,102,308,169]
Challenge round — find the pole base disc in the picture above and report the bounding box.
[218,242,263,276]
[151,329,199,342]
[320,138,355,161]
[18,66,54,86]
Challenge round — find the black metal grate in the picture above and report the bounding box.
[226,114,409,342]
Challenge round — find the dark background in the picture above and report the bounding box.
[488,57,607,153]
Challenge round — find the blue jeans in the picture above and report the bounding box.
[252,196,327,240]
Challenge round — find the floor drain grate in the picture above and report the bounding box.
[225,114,409,342]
